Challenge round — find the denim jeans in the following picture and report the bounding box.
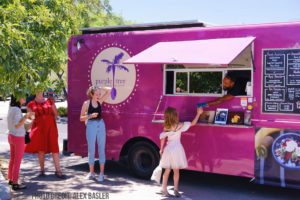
[86,119,106,165]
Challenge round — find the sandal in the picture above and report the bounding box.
[38,170,46,177]
[12,183,27,190]
[160,189,170,197]
[8,180,13,185]
[174,190,181,197]
[55,171,66,179]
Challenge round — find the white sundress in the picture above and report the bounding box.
[159,122,191,169]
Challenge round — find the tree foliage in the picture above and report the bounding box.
[169,65,223,94]
[190,72,222,94]
[0,0,82,98]
[76,0,134,28]
[0,0,131,99]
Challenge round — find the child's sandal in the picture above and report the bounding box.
[174,190,181,197]
[161,189,170,197]
[12,183,27,190]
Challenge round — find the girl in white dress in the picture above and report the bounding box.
[159,107,203,197]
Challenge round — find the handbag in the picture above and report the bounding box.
[25,132,30,144]
[151,165,162,184]
[24,118,32,144]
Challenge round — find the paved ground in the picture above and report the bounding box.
[1,100,300,200]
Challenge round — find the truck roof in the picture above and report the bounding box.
[79,20,207,34]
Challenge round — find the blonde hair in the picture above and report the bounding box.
[86,85,99,99]
[164,107,178,130]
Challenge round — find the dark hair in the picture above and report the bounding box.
[10,95,21,108]
[224,73,237,83]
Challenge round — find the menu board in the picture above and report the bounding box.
[262,49,300,114]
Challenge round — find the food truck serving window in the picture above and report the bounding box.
[164,64,252,97]
[123,36,255,97]
[165,65,223,95]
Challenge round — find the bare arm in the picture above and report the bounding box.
[159,137,166,155]
[206,94,234,106]
[99,87,112,104]
[52,104,58,119]
[80,101,90,122]
[191,107,203,127]
[15,112,31,129]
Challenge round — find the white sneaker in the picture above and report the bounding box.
[97,173,104,182]
[85,173,95,180]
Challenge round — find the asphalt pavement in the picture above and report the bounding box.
[1,100,300,200]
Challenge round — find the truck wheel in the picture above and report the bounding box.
[128,141,160,179]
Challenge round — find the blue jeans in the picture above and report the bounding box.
[86,119,106,165]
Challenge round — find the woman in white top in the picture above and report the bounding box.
[7,95,32,190]
[159,106,203,197]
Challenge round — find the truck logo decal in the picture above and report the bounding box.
[101,52,129,100]
[90,46,137,106]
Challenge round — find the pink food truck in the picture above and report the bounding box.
[67,20,300,189]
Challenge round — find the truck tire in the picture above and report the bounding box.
[128,141,160,179]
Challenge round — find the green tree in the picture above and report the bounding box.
[0,0,134,99]
[0,0,84,98]
[75,0,134,28]
[55,0,134,98]
[74,0,112,28]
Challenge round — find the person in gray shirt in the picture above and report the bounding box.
[7,95,32,190]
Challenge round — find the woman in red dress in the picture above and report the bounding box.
[25,91,65,178]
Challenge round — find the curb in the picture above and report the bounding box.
[0,171,12,200]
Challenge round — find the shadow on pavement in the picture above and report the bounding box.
[2,147,300,200]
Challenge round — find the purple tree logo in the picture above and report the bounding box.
[101,52,129,100]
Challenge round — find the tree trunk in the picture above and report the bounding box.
[56,70,68,99]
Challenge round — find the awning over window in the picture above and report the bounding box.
[124,37,255,66]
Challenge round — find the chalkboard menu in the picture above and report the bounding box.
[262,49,300,114]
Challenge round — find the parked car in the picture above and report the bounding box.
[0,95,10,101]
[44,89,66,102]
[54,92,66,102]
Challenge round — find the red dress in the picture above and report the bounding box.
[25,99,59,154]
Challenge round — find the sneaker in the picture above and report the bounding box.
[97,173,104,182]
[85,173,95,180]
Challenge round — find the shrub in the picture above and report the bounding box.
[57,107,67,117]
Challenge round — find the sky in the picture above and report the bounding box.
[109,0,300,26]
